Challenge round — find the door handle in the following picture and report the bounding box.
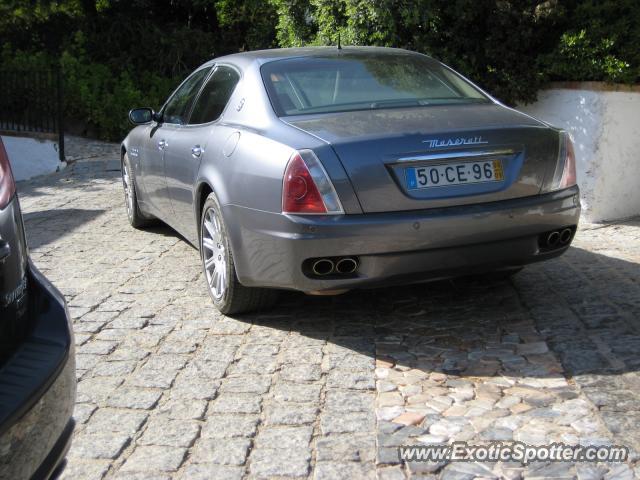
[158,139,168,150]
[191,145,203,158]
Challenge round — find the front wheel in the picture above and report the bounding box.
[200,193,278,314]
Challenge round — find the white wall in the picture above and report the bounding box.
[519,85,640,222]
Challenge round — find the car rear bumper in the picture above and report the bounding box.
[0,261,76,480]
[226,186,580,292]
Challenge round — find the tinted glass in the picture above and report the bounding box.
[162,68,210,124]
[261,53,490,116]
[189,66,240,124]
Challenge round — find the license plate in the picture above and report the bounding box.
[405,159,504,190]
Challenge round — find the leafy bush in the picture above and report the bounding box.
[2,41,177,140]
[61,51,176,140]
[59,32,177,139]
[544,30,631,83]
[543,0,640,84]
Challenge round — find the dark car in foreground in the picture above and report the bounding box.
[0,138,76,479]
[123,47,579,314]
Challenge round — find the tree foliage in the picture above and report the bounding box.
[543,0,640,84]
[0,0,638,140]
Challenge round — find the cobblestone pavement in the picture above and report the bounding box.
[14,137,640,479]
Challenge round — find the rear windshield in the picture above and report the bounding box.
[261,52,490,116]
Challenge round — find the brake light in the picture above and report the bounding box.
[559,134,577,189]
[282,150,344,215]
[545,131,577,192]
[0,138,16,209]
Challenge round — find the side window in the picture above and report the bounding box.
[189,66,240,125]
[162,68,210,125]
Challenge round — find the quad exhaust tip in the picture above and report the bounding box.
[547,231,560,247]
[312,259,334,276]
[560,228,573,244]
[541,226,575,250]
[335,257,358,274]
[309,256,359,277]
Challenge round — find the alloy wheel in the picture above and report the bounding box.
[201,207,227,300]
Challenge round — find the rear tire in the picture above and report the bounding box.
[200,192,278,314]
[122,153,155,229]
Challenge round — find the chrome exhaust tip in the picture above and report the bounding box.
[335,257,358,274]
[312,259,334,276]
[547,231,560,247]
[560,228,573,244]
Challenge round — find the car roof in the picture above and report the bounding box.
[210,46,426,66]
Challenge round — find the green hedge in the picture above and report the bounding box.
[0,1,638,141]
[543,0,640,84]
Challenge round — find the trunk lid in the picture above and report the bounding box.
[285,104,559,213]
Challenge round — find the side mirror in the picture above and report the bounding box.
[128,107,155,125]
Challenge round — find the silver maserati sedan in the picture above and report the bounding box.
[122,47,579,314]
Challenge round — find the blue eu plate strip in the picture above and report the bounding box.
[405,168,418,190]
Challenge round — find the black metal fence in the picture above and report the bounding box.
[0,68,65,162]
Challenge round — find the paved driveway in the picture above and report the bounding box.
[16,138,640,479]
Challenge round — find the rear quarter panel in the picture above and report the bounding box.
[212,130,293,212]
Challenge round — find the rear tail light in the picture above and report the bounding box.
[559,133,577,189]
[282,150,344,215]
[547,131,577,192]
[0,138,16,209]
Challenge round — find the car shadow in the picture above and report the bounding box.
[239,244,640,381]
[22,209,107,250]
[17,160,200,253]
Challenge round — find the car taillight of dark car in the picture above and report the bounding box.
[0,138,16,209]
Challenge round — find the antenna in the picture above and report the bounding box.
[337,32,342,50]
